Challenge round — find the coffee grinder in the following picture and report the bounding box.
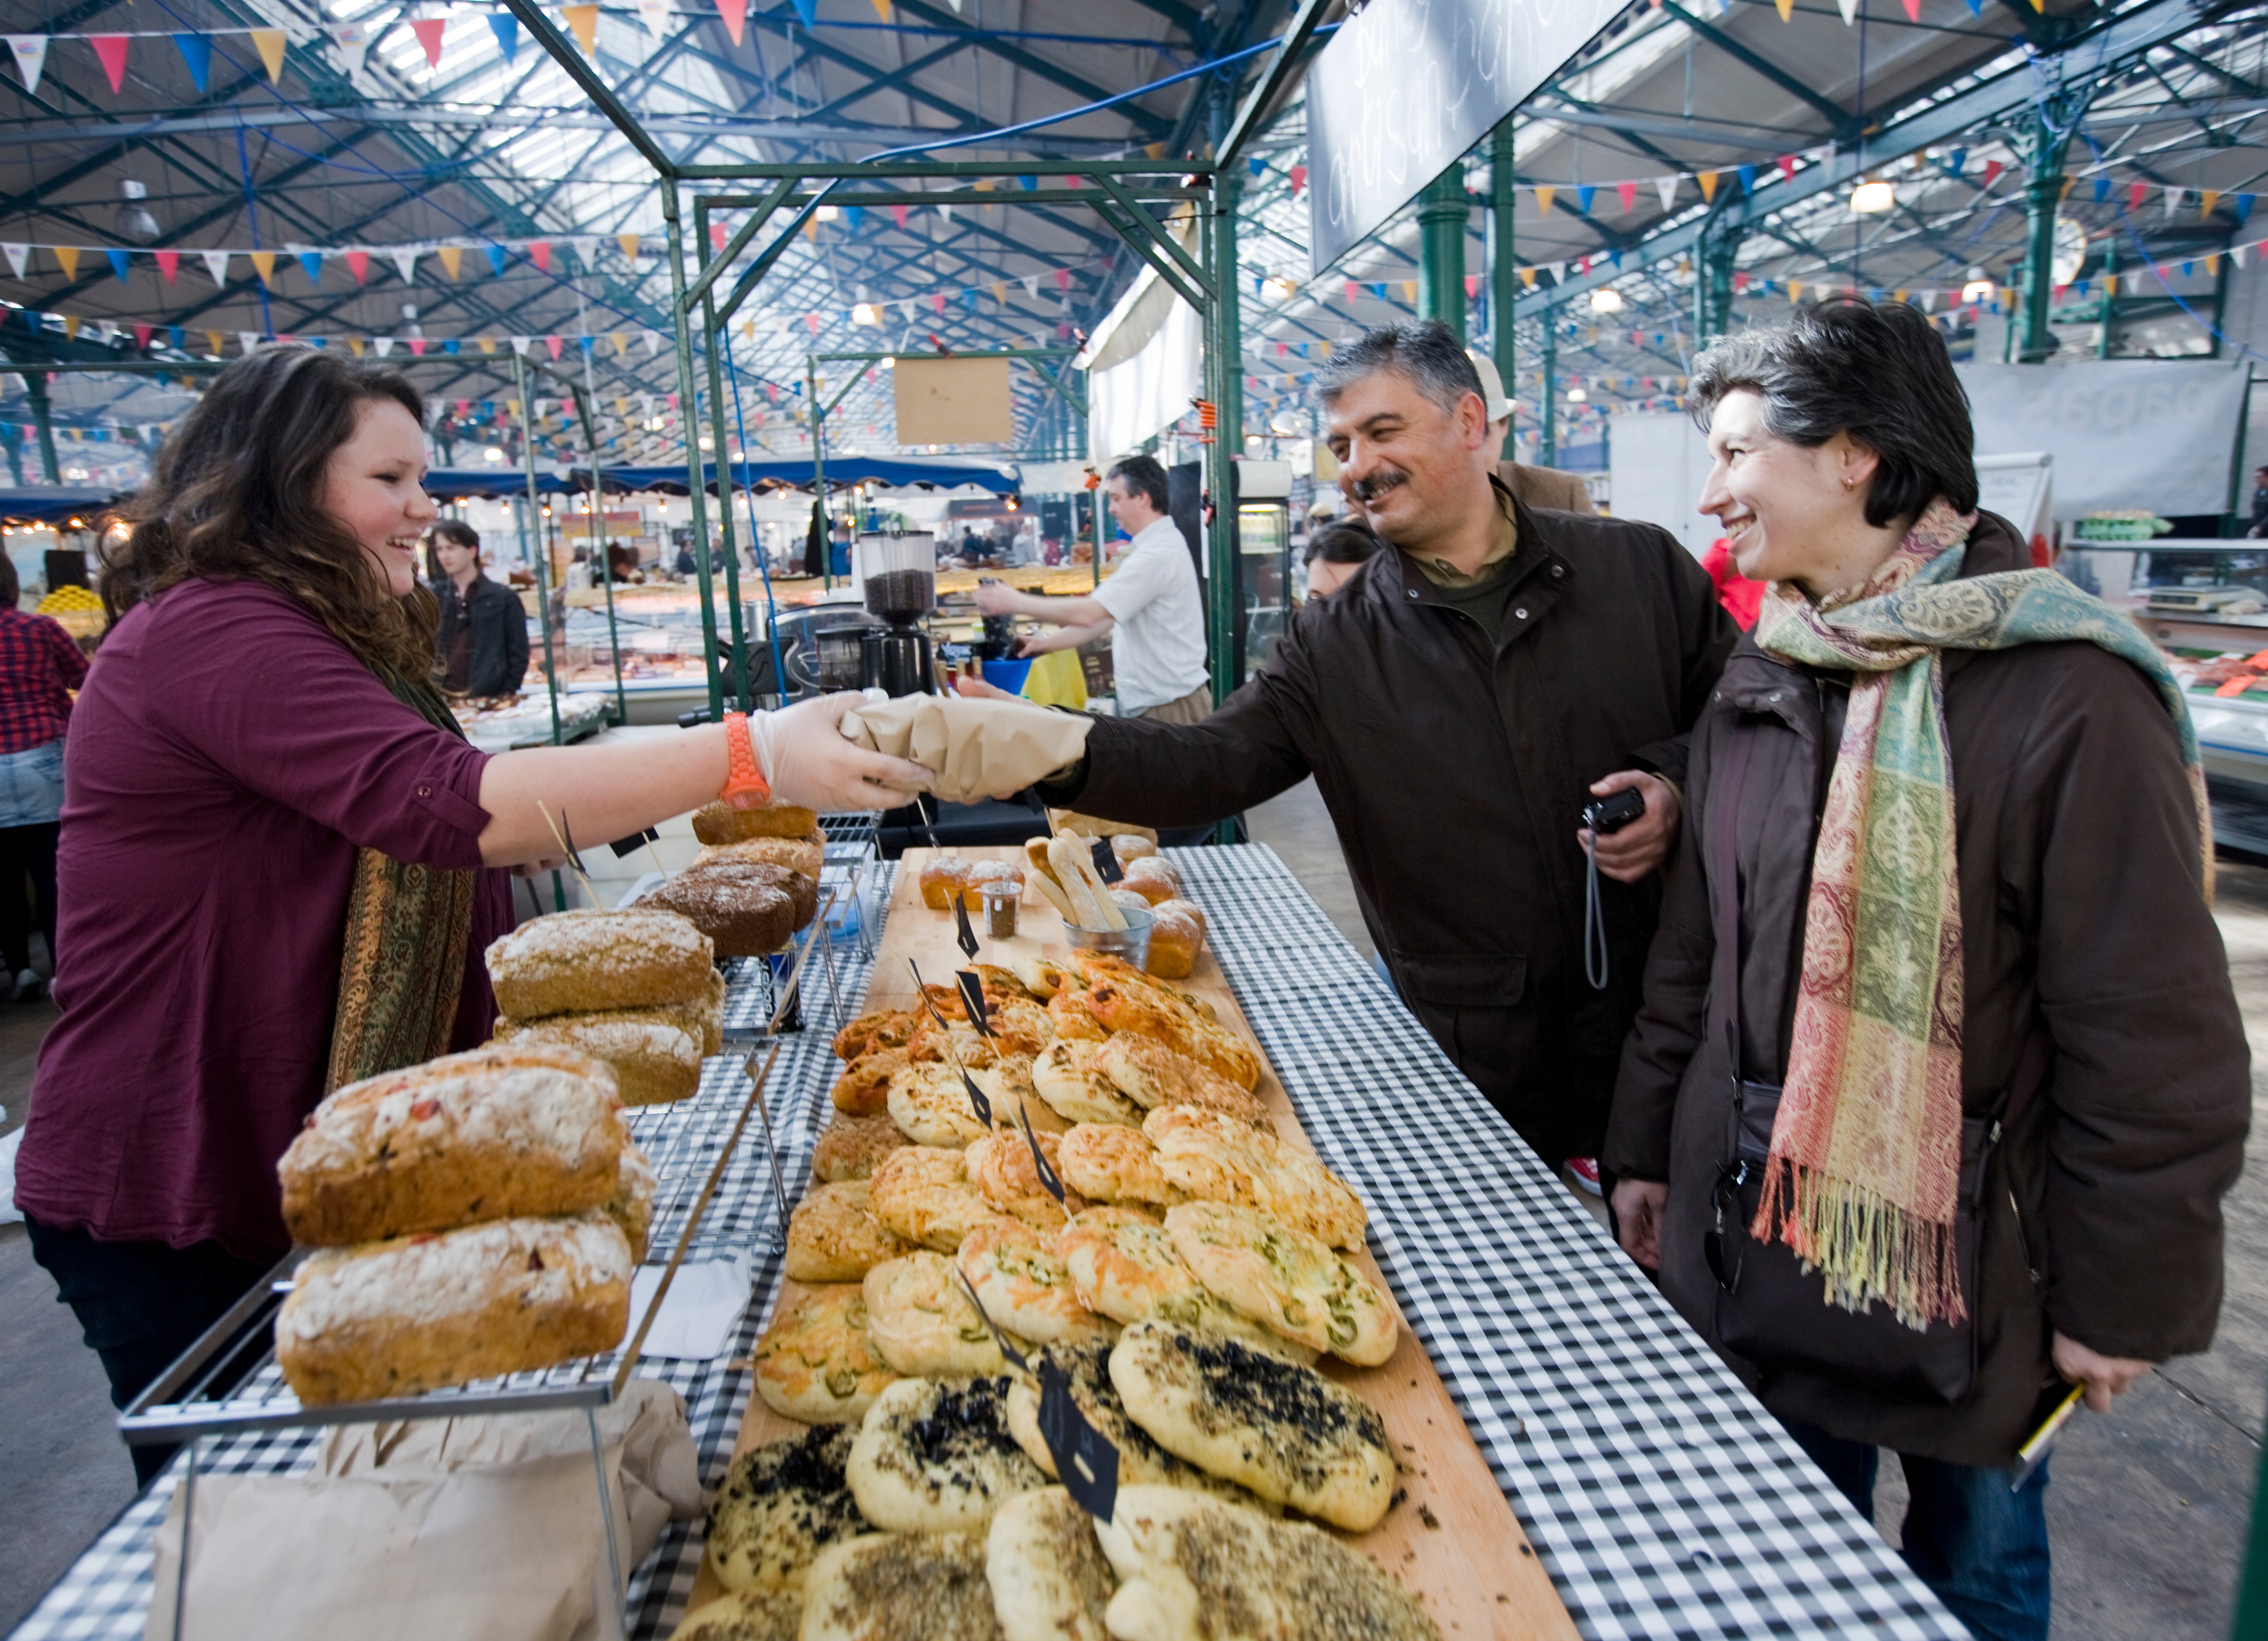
[854,531,937,696]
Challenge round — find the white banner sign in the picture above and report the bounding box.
[1959,360,2248,520]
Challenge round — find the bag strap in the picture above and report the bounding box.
[1707,713,1756,1082]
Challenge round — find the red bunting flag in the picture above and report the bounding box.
[455,399,472,416]
[546,335,563,359]
[890,204,908,230]
[1617,180,1637,212]
[409,17,446,67]
[1053,268,1071,289]
[1464,274,1479,298]
[1289,165,1307,198]
[931,292,946,313]
[345,249,368,283]
[1982,159,2004,187]
[1776,154,1796,181]
[710,221,727,253]
[155,249,179,282]
[134,323,152,349]
[408,337,427,356]
[2129,181,2148,211]
[90,34,129,93]
[716,0,749,46]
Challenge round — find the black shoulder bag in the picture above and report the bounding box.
[1702,719,1998,1406]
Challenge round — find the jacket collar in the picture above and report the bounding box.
[1370,476,1567,614]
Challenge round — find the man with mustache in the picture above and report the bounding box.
[989,320,1736,1174]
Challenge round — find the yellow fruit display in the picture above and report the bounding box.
[35,586,101,614]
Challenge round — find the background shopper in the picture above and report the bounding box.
[1604,299,2249,1641]
[1302,517,1383,601]
[0,554,87,1001]
[11,348,929,1483]
[429,520,529,700]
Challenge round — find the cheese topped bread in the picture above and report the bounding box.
[1165,1201,1399,1366]
[812,1111,913,1183]
[1030,1041,1143,1128]
[1093,1033,1270,1130]
[1142,1106,1367,1251]
[785,1178,912,1283]
[754,1283,898,1425]
[863,1251,1019,1377]
[887,1062,994,1148]
[965,1131,1087,1228]
[1055,1123,1183,1209]
[868,1145,1009,1253]
[955,1220,1111,1346]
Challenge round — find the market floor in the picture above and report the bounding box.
[0,796,2261,1638]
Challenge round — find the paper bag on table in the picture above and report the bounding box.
[145,1380,700,1641]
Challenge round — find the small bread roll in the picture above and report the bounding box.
[1118,857,1182,907]
[1110,835,1159,866]
[1144,898,1206,981]
[832,1046,909,1116]
[812,1111,913,1183]
[920,855,973,910]
[692,800,821,845]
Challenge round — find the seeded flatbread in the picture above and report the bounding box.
[801,1531,1004,1641]
[754,1283,897,1425]
[1107,1320,1394,1530]
[985,1486,1116,1641]
[1003,1341,1269,1511]
[869,1146,1011,1252]
[785,1179,913,1283]
[1092,1485,1438,1641]
[706,1423,865,1592]
[664,1588,803,1641]
[1165,1201,1399,1366]
[1031,1041,1144,1128]
[863,1251,1015,1376]
[845,1376,1047,1533]
[957,1220,1113,1346]
[1142,1106,1367,1250]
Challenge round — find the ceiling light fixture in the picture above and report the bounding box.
[1588,288,1624,313]
[1849,180,1896,214]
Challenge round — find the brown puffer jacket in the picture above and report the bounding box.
[1602,510,2251,1466]
[1042,481,1735,1164]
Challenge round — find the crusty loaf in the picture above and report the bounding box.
[494,974,721,1060]
[1144,899,1206,981]
[692,801,821,845]
[486,908,715,1020]
[494,1008,705,1105]
[275,1213,633,1405]
[643,863,799,957]
[279,1043,626,1246]
[696,835,825,882]
[606,1143,658,1263]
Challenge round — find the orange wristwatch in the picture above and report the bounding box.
[719,710,771,806]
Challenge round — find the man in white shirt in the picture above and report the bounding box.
[973,455,1212,723]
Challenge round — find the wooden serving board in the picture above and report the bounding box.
[696,848,1578,1641]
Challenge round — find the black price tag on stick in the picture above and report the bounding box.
[953,894,980,960]
[908,959,953,1032]
[1089,838,1123,884]
[955,1269,1028,1373]
[1020,1102,1066,1206]
[956,971,990,1036]
[607,827,662,858]
[1038,1356,1120,1524]
[957,1066,993,1129]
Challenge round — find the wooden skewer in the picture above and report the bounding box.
[536,800,600,907]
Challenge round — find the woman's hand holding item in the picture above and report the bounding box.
[1612,1178,1668,1271]
[2052,1331,2153,1413]
[762,693,933,812]
[1580,771,1682,883]
[951,674,1020,703]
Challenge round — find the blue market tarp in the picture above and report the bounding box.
[0,486,125,524]
[596,454,1021,496]
[423,467,580,500]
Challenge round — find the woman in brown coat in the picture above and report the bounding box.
[1604,298,2248,1641]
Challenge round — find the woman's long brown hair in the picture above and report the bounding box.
[103,346,440,678]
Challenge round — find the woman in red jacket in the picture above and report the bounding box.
[11,348,928,1481]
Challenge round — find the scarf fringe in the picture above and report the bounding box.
[1754,1156,1966,1331]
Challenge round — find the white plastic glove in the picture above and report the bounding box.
[755,692,933,812]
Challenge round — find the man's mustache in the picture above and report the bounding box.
[1351,465,1409,503]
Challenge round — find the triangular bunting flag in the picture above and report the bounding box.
[411,18,446,68]
[789,0,818,24]
[489,13,519,61]
[564,5,600,52]
[204,329,223,355]
[2202,189,2221,219]
[530,241,551,272]
[546,335,565,360]
[249,250,277,287]
[345,248,368,282]
[408,337,427,356]
[52,246,79,281]
[1534,185,1555,216]
[716,0,749,46]
[374,336,395,356]
[202,249,230,284]
[133,322,151,348]
[250,29,287,82]
[1616,181,1637,212]
[239,331,261,354]
[1982,158,2004,188]
[393,249,417,284]
[1464,273,1479,299]
[5,36,47,95]
[1776,154,1797,181]
[1837,0,1857,20]
[1655,175,1678,210]
[872,0,891,18]
[331,22,371,73]
[2165,186,2186,218]
[2130,181,2148,212]
[479,337,496,354]
[1901,0,1919,17]
[1401,279,1418,300]
[297,251,322,285]
[638,0,671,35]
[2,243,27,279]
[617,232,641,262]
[174,33,212,92]
[107,248,130,280]
[90,35,129,95]
[510,336,531,354]
[1773,0,1791,19]
[1697,171,1717,202]
[484,245,505,276]
[1576,185,1595,214]
[348,336,365,356]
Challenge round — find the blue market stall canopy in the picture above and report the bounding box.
[0,487,125,525]
[599,454,1021,496]
[423,468,581,500]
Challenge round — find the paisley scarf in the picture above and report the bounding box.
[1751,500,2207,1328]
[322,666,479,1093]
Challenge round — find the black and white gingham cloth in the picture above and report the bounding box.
[11,850,1959,1640]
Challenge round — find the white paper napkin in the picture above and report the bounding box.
[627,1253,753,1361]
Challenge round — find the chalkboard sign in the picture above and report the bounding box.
[1305,0,1627,277]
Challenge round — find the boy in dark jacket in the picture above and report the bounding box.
[430,521,530,700]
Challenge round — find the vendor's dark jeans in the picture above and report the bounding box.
[25,1216,269,1487]
[1785,1419,2051,1641]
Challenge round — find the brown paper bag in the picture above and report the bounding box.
[145,1382,700,1641]
[840,695,1091,802]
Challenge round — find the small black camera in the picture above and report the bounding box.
[1581,787,1647,836]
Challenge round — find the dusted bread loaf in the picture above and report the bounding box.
[275,1213,633,1405]
[692,800,821,845]
[487,908,715,1021]
[696,835,825,882]
[494,1008,706,1105]
[278,1044,627,1246]
[644,861,802,956]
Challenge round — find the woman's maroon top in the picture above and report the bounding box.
[12,579,514,1262]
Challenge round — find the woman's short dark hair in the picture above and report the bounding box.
[1305,518,1383,567]
[103,346,436,677]
[1687,298,1978,526]
[0,554,18,609]
[1105,454,1171,514]
[431,520,479,552]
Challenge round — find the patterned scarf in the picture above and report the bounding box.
[322,666,479,1093]
[1751,499,2207,1328]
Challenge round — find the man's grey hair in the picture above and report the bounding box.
[1313,319,1484,416]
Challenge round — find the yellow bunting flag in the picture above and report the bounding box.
[617,232,641,261]
[740,321,754,340]
[802,218,816,241]
[1697,171,1718,202]
[2208,252,2222,276]
[1775,0,1792,16]
[564,5,599,52]
[1534,185,1555,216]
[51,246,78,280]
[990,282,1006,302]
[1401,280,1417,301]
[974,178,995,192]
[2104,273,2118,295]
[479,337,497,354]
[250,249,277,287]
[2202,190,2221,218]
[62,315,80,339]
[2029,0,2043,10]
[250,29,287,83]
[349,337,366,356]
[1894,289,1909,304]
[1788,279,1802,302]
[205,329,224,356]
[2060,176,2075,200]
[1520,267,1535,288]
[871,0,891,16]
[610,331,629,355]
[438,245,463,280]
[1144,142,1166,160]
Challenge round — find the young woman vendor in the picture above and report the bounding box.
[10,348,930,1480]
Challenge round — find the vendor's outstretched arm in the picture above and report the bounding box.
[1037,663,1314,827]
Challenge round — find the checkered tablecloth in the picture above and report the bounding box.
[12,846,1960,1641]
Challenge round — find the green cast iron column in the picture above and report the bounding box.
[1489,123,1518,454]
[1538,317,1557,468]
[1418,163,1467,340]
[2015,103,2085,364]
[1210,162,1244,703]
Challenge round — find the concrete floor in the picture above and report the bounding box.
[0,779,2259,1637]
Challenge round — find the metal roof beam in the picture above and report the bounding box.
[889,0,1172,138]
[1215,0,1332,171]
[1656,0,1857,138]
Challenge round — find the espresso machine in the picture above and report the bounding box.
[855,531,938,696]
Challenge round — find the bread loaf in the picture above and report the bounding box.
[1145,899,1206,980]
[699,835,826,882]
[493,1008,706,1104]
[692,800,821,845]
[275,1213,633,1405]
[606,1144,658,1262]
[643,862,799,957]
[920,855,972,910]
[279,1043,627,1246]
[486,908,715,1021]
